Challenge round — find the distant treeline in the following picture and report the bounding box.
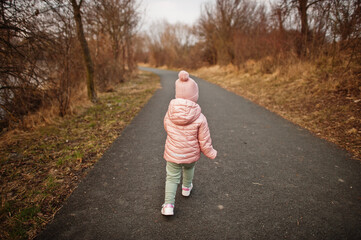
[137,0,361,70]
[0,0,139,130]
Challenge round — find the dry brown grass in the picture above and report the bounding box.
[6,82,91,132]
[194,59,361,159]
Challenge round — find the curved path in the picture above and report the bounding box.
[37,67,361,239]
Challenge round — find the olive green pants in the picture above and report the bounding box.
[164,161,196,204]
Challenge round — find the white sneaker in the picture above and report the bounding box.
[161,203,174,215]
[182,183,193,197]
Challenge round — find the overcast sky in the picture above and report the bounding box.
[139,0,273,31]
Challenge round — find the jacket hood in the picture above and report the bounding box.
[167,98,201,125]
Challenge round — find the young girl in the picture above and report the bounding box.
[161,70,217,216]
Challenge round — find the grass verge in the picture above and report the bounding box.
[193,62,360,160]
[0,71,160,239]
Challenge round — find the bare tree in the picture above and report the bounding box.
[197,0,266,65]
[88,0,140,87]
[0,1,53,128]
[330,0,361,42]
[279,0,324,56]
[70,0,97,103]
[143,20,198,69]
[197,2,218,65]
[0,0,143,130]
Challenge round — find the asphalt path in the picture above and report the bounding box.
[37,67,361,240]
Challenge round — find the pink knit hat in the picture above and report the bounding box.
[175,70,199,103]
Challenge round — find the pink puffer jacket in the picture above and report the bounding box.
[164,98,217,164]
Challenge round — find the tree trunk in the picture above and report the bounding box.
[70,0,97,103]
[126,33,134,73]
[299,0,309,57]
[276,8,284,34]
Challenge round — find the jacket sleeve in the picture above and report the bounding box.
[164,111,168,132]
[198,115,217,159]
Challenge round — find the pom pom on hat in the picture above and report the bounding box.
[175,70,199,102]
[178,70,189,81]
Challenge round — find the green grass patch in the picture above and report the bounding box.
[19,206,40,222]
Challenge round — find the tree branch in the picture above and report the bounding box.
[307,0,323,9]
[0,103,18,122]
[0,86,34,91]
